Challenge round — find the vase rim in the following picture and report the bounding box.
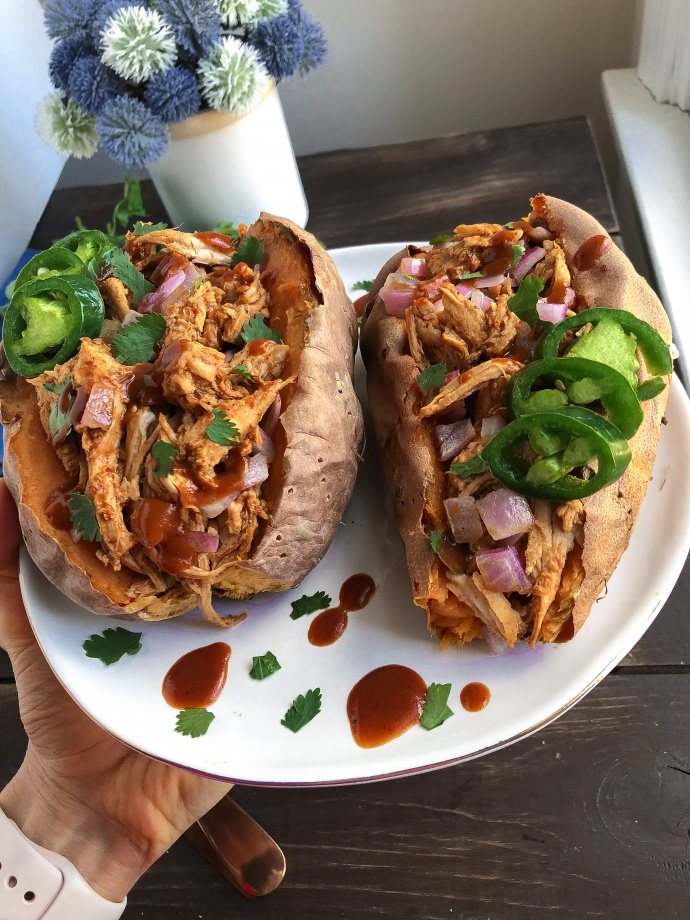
[168,79,277,140]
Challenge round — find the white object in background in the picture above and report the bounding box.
[602,69,690,384]
[148,81,308,231]
[0,1,65,282]
[637,0,690,112]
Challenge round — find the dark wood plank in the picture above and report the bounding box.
[299,116,618,248]
[30,116,615,254]
[4,671,687,920]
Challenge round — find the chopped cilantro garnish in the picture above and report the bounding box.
[44,379,73,438]
[231,235,264,268]
[213,220,240,238]
[106,176,147,241]
[133,220,167,235]
[232,364,253,381]
[240,313,281,344]
[290,590,332,620]
[68,493,101,542]
[206,408,240,446]
[192,277,204,292]
[504,221,514,229]
[104,247,154,303]
[249,651,281,680]
[429,530,442,555]
[175,708,214,738]
[111,312,166,365]
[430,233,455,245]
[151,441,178,478]
[416,361,446,392]
[83,627,142,666]
[420,683,454,730]
[511,244,526,266]
[42,381,64,393]
[506,276,544,327]
[353,280,373,292]
[448,454,488,478]
[457,271,483,280]
[281,688,322,732]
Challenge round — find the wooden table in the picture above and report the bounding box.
[2,116,689,918]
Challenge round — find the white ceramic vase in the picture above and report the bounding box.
[148,81,308,231]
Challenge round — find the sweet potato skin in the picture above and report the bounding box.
[361,196,673,641]
[0,214,363,620]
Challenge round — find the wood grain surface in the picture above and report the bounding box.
[1,115,685,919]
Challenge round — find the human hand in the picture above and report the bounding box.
[0,479,232,902]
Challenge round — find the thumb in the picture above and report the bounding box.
[0,478,33,655]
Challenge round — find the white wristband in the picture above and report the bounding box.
[0,806,126,919]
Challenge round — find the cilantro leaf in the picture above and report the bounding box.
[232,364,253,381]
[213,220,240,238]
[104,248,154,303]
[290,590,332,620]
[107,176,146,240]
[507,276,544,327]
[68,493,101,542]
[353,279,373,292]
[45,379,74,438]
[281,688,322,732]
[151,441,178,478]
[240,313,281,345]
[416,361,447,392]
[457,271,483,280]
[430,233,455,244]
[429,530,443,554]
[429,531,465,574]
[231,236,264,268]
[448,453,488,478]
[192,277,204,292]
[133,220,167,235]
[511,244,526,266]
[504,222,514,229]
[112,312,166,365]
[83,627,142,666]
[316,238,327,249]
[206,408,240,446]
[175,708,215,738]
[249,651,281,680]
[420,682,454,730]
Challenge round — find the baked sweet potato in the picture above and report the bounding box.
[361,194,673,649]
[0,214,363,626]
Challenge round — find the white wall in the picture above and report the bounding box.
[57,0,638,188]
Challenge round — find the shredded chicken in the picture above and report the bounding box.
[131,229,237,266]
[420,357,523,417]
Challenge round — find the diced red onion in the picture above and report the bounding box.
[455,283,473,297]
[564,287,575,306]
[496,533,521,547]
[444,495,484,543]
[476,274,506,288]
[400,257,427,278]
[481,624,511,655]
[51,423,71,446]
[200,492,240,519]
[434,419,475,461]
[512,247,546,282]
[444,370,461,384]
[77,385,114,430]
[380,287,414,316]
[69,385,88,428]
[257,427,275,464]
[186,531,220,553]
[480,415,506,439]
[536,300,568,324]
[243,453,269,489]
[223,347,238,362]
[423,274,448,300]
[475,546,533,594]
[437,403,467,424]
[253,263,264,273]
[262,394,281,439]
[469,289,492,312]
[139,269,187,313]
[475,488,534,540]
[122,309,140,326]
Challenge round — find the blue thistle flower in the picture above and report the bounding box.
[48,37,92,92]
[296,7,327,75]
[249,13,303,83]
[97,96,169,167]
[67,55,128,115]
[44,0,98,41]
[90,0,146,45]
[157,0,222,57]
[249,1,326,82]
[144,66,201,123]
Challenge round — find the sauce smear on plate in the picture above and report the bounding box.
[308,573,376,647]
[460,682,490,712]
[162,642,231,709]
[347,664,427,748]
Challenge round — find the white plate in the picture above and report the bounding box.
[20,243,690,787]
